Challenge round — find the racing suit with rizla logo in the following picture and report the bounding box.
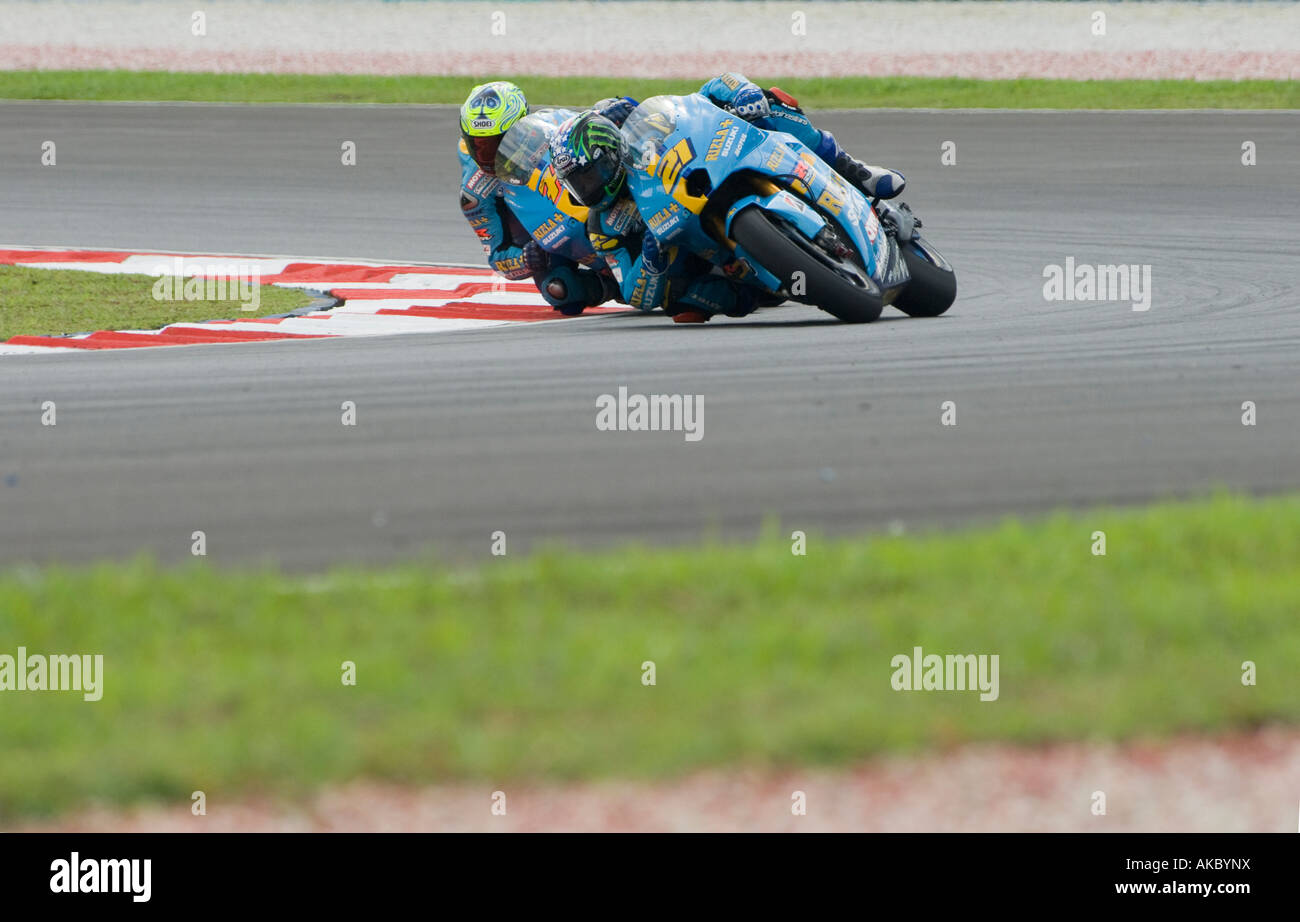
[457,97,637,312]
[458,77,898,281]
[586,196,758,322]
[698,73,906,199]
[576,74,902,320]
[459,144,613,313]
[457,137,540,280]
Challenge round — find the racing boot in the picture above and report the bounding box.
[673,285,760,322]
[833,152,906,200]
[665,275,757,323]
[720,285,760,318]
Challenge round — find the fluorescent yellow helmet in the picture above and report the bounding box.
[459,81,529,172]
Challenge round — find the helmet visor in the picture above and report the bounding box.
[464,133,503,172]
[559,155,622,208]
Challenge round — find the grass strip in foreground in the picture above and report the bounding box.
[1,493,1297,819]
[0,266,312,340]
[3,72,1298,109]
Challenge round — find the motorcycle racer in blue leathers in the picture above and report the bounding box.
[460,76,902,319]
[458,81,537,279]
[458,82,634,313]
[547,75,907,322]
[550,110,761,323]
[698,72,906,199]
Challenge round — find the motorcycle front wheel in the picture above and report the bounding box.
[892,235,957,318]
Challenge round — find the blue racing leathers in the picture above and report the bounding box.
[699,72,843,166]
[457,95,639,289]
[458,138,538,279]
[698,73,905,198]
[587,196,757,319]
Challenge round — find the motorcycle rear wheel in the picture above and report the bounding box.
[730,206,883,323]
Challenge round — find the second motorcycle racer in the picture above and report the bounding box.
[458,81,634,314]
[550,110,761,323]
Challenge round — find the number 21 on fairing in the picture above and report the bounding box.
[657,138,695,193]
[531,166,588,221]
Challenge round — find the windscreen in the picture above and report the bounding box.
[494,111,569,186]
[622,96,683,171]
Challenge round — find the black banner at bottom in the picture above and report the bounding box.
[1,832,1289,908]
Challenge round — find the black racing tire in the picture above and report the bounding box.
[729,206,883,323]
[892,236,957,318]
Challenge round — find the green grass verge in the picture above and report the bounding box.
[0,266,312,340]
[2,493,1297,819]
[4,71,1299,109]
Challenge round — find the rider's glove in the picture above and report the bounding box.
[707,72,764,120]
[592,96,639,128]
[641,234,669,275]
[521,240,550,275]
[702,74,772,122]
[725,83,771,121]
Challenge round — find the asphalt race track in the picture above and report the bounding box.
[1,102,1298,568]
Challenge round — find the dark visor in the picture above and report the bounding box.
[464,133,503,172]
[560,156,620,207]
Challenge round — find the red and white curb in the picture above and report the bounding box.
[0,248,629,354]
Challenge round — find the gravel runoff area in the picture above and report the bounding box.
[2,0,1298,79]
[18,729,1299,833]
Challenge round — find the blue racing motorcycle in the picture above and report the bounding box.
[622,94,956,322]
[494,108,602,268]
